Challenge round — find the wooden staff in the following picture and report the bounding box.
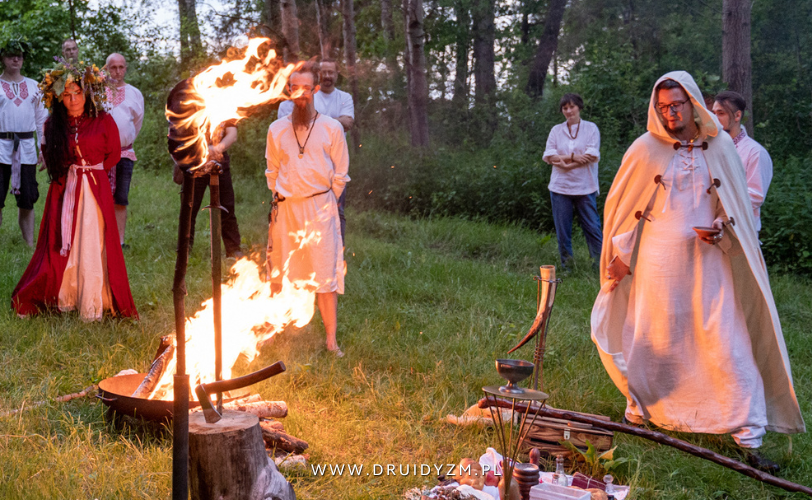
[478,398,812,497]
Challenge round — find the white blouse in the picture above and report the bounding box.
[542,119,601,196]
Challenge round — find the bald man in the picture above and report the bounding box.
[61,39,78,63]
[105,53,144,248]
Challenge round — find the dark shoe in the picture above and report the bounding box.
[228,250,245,259]
[745,451,780,474]
[121,243,130,250]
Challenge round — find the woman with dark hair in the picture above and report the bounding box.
[542,93,603,271]
[12,62,137,321]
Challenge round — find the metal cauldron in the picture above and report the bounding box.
[97,373,243,421]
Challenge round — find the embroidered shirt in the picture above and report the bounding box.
[107,84,144,162]
[0,76,48,165]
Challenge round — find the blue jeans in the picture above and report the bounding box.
[550,191,603,266]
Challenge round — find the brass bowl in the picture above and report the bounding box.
[495,359,534,394]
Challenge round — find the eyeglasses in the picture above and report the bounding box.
[656,100,689,115]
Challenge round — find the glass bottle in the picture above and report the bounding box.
[603,474,615,499]
[555,455,568,486]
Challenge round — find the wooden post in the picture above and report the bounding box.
[189,411,296,500]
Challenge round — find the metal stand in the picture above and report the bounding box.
[206,171,224,412]
[482,385,548,498]
[172,172,195,500]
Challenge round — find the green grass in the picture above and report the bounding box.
[1,169,810,499]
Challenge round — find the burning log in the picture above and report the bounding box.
[259,419,309,454]
[189,410,295,500]
[132,338,176,398]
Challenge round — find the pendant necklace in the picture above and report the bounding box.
[293,112,319,159]
[566,120,580,140]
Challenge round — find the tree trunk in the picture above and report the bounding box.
[404,0,430,146]
[452,0,470,109]
[526,0,567,97]
[722,0,753,136]
[341,0,361,147]
[178,0,203,66]
[188,411,295,500]
[280,0,301,62]
[315,0,331,59]
[260,0,280,39]
[471,0,496,105]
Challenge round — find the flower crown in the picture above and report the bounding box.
[39,57,110,114]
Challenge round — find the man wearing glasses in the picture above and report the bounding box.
[265,62,350,357]
[591,71,804,472]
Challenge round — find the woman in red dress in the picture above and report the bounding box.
[12,63,137,321]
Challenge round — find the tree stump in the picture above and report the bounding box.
[189,410,296,500]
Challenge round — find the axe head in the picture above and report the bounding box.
[194,384,221,423]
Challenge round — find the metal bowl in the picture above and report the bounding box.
[495,359,534,393]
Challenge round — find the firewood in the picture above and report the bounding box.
[259,421,308,454]
[260,419,285,432]
[132,344,175,398]
[225,400,288,419]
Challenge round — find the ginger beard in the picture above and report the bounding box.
[291,96,311,128]
[289,71,319,128]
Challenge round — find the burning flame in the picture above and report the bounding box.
[165,37,300,171]
[149,238,322,401]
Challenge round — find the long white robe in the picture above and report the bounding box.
[614,147,767,435]
[591,71,805,437]
[265,114,349,294]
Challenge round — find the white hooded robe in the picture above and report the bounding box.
[591,71,805,437]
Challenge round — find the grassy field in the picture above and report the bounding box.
[0,169,810,499]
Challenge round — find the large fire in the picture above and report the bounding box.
[149,251,320,401]
[154,38,318,400]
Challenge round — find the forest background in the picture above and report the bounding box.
[2,0,810,275]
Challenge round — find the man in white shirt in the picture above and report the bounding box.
[0,41,47,246]
[277,60,354,244]
[712,91,772,233]
[61,39,79,63]
[266,62,350,357]
[105,53,144,247]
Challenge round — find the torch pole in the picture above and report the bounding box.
[208,172,224,412]
[172,172,195,500]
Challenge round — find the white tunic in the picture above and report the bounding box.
[732,129,772,232]
[613,147,767,434]
[265,114,350,294]
[0,76,47,165]
[542,119,601,195]
[107,84,144,161]
[277,88,355,121]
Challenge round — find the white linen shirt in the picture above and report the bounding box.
[0,76,47,165]
[277,88,355,121]
[265,114,350,200]
[733,129,772,232]
[108,84,144,160]
[542,119,601,196]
